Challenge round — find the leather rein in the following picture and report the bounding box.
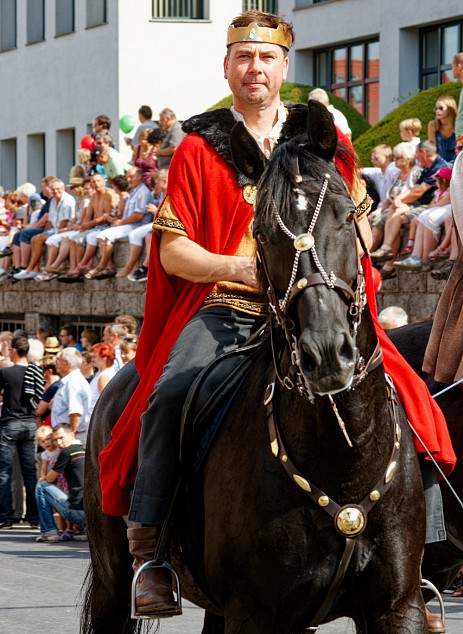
[255,171,403,631]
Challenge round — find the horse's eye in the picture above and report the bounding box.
[346,211,355,223]
[256,232,269,246]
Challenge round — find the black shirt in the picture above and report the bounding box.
[53,444,85,510]
[0,365,37,424]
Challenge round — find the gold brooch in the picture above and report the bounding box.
[243,184,257,205]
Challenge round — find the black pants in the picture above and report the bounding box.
[129,306,264,525]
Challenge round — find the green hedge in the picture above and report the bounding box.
[208,82,370,141]
[353,82,462,167]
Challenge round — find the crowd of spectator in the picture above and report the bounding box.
[357,52,463,283]
[0,315,139,542]
[0,105,180,283]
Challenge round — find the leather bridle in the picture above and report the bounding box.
[254,172,382,403]
[254,169,402,631]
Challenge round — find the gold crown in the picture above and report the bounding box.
[227,22,291,50]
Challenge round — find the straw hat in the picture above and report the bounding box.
[44,336,63,354]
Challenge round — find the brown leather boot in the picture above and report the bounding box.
[128,526,177,615]
[425,607,445,633]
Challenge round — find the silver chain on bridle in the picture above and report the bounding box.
[259,171,371,405]
[273,173,335,311]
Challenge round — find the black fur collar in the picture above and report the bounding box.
[182,104,308,186]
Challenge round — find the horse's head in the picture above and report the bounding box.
[231,101,363,396]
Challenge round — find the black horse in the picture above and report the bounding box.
[82,103,429,633]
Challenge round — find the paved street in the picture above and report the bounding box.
[1,522,462,633]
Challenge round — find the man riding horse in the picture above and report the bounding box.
[98,9,456,631]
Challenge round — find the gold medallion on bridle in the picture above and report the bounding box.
[294,233,315,251]
[335,506,366,536]
[243,185,257,205]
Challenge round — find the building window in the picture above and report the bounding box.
[27,133,46,186]
[0,138,17,190]
[0,314,26,333]
[87,0,106,29]
[56,0,74,37]
[152,0,207,19]
[0,0,17,52]
[315,39,380,124]
[243,1,278,12]
[56,128,75,184]
[420,21,463,89]
[27,0,45,44]
[295,0,330,6]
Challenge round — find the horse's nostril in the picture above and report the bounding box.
[339,334,355,362]
[301,343,317,373]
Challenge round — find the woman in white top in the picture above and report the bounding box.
[88,343,116,418]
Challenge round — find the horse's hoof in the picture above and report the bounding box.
[425,607,445,633]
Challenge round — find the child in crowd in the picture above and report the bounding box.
[120,336,138,365]
[394,167,452,271]
[362,144,400,221]
[399,118,422,147]
[36,426,73,540]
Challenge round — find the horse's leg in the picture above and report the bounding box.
[202,610,225,634]
[362,599,427,633]
[82,495,137,634]
[81,361,142,634]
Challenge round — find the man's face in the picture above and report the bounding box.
[126,169,142,189]
[159,114,171,130]
[153,178,167,194]
[452,60,463,81]
[93,119,104,133]
[102,326,111,343]
[370,150,389,169]
[60,329,72,345]
[91,175,105,192]
[55,355,70,377]
[51,182,65,202]
[83,183,93,197]
[95,137,110,150]
[42,182,51,198]
[415,148,427,167]
[224,42,288,110]
[53,429,75,449]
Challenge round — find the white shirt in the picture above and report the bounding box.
[48,191,76,229]
[327,104,351,136]
[231,103,287,158]
[363,162,401,207]
[51,369,92,433]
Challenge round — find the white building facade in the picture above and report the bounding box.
[1,0,462,190]
[0,0,274,189]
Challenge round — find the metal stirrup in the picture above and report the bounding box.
[131,560,182,620]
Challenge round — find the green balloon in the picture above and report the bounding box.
[119,114,135,134]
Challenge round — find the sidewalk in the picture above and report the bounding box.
[1,522,462,633]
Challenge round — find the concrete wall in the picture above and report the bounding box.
[0,238,447,332]
[0,241,147,334]
[280,0,463,118]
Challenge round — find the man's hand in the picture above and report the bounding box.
[160,232,259,287]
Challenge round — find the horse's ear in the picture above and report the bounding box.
[306,100,338,162]
[230,121,266,182]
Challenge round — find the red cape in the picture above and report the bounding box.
[99,125,455,517]
[363,256,456,474]
[99,132,254,515]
